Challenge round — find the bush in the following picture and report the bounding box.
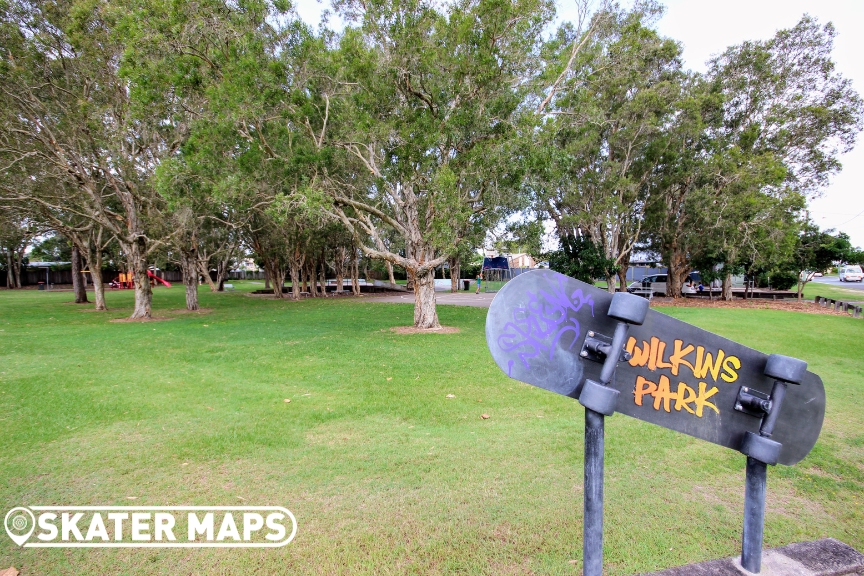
[770,271,798,290]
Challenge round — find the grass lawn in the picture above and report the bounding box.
[0,282,862,575]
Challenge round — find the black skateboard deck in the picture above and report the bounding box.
[485,270,825,465]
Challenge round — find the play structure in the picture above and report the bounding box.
[109,270,172,289]
[480,256,511,293]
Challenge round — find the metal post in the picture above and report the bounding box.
[740,372,792,573]
[742,457,767,572]
[584,408,604,576]
[578,293,647,576]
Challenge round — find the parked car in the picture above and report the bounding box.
[627,273,700,296]
[839,265,863,282]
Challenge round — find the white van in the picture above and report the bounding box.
[839,265,863,282]
[627,273,699,296]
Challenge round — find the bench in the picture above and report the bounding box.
[223,283,235,291]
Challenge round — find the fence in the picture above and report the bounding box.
[227,270,266,280]
[814,295,863,318]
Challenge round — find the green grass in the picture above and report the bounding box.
[0,283,862,575]
[802,280,864,301]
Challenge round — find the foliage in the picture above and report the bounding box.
[547,234,617,283]
[29,235,72,263]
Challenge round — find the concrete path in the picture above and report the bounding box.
[367,291,496,308]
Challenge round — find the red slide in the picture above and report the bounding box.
[146,270,172,287]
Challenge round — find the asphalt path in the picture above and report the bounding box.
[368,290,496,308]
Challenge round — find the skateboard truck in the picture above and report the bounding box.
[577,292,648,576]
[738,354,808,573]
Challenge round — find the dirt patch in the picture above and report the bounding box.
[651,298,856,316]
[109,316,174,323]
[389,326,460,334]
[168,308,213,314]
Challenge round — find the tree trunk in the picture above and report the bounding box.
[266,258,284,298]
[334,246,346,293]
[449,257,461,292]
[83,241,107,311]
[605,274,616,294]
[413,268,440,329]
[304,262,316,297]
[666,249,688,300]
[72,245,89,303]
[386,261,396,286]
[406,268,416,292]
[127,238,152,319]
[181,249,200,311]
[318,256,327,297]
[617,265,628,294]
[215,259,228,292]
[272,266,287,298]
[722,273,733,301]
[5,250,14,289]
[264,268,271,290]
[351,249,360,296]
[289,259,301,299]
[198,260,218,292]
[12,249,22,288]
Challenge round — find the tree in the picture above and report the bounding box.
[547,234,617,284]
[702,16,863,299]
[0,209,38,289]
[534,1,683,292]
[0,0,166,318]
[792,226,854,299]
[324,0,550,328]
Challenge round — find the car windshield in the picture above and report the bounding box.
[848,266,862,273]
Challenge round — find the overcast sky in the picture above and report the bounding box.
[295,0,864,248]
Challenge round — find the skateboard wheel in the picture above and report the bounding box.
[579,379,619,416]
[740,431,781,465]
[607,292,649,325]
[764,355,807,384]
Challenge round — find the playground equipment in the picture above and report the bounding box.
[481,256,511,293]
[110,271,172,289]
[147,270,172,288]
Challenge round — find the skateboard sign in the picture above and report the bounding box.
[486,270,825,465]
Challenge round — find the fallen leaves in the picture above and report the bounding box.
[283,398,291,403]
[445,394,455,399]
[480,414,490,420]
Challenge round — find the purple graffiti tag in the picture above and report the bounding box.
[497,275,595,370]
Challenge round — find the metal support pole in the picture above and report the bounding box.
[579,293,647,576]
[742,456,767,572]
[584,408,604,576]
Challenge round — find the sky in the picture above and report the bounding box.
[294,0,864,248]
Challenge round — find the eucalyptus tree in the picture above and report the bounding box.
[325,0,551,328]
[701,15,863,298]
[0,208,39,289]
[0,0,167,318]
[533,1,683,292]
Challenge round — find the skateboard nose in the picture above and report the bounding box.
[607,292,649,325]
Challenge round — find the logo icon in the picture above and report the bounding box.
[5,507,35,546]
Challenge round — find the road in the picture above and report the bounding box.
[810,276,864,292]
